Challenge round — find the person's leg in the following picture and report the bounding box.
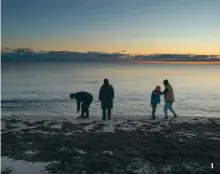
[102,109,106,120]
[84,101,91,118]
[163,102,169,119]
[85,108,89,118]
[151,104,157,119]
[107,109,111,120]
[83,104,89,119]
[80,103,85,118]
[167,103,177,118]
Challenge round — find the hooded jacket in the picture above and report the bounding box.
[151,90,161,104]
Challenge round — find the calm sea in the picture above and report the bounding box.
[1,62,220,117]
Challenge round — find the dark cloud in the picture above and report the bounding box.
[1,48,219,62]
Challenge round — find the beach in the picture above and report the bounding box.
[1,115,220,174]
[2,0,220,173]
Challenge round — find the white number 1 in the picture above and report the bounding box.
[211,163,214,168]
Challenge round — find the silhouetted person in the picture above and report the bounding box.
[99,79,114,120]
[70,91,93,119]
[162,80,177,119]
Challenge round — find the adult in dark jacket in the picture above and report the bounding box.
[70,91,93,119]
[99,79,114,120]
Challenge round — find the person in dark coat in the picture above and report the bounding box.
[99,79,114,120]
[70,91,93,119]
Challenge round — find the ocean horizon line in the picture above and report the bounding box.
[2,48,220,63]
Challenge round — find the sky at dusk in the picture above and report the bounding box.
[2,0,220,55]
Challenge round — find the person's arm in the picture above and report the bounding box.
[99,87,102,101]
[77,99,80,113]
[150,92,153,104]
[161,87,168,95]
[111,86,114,100]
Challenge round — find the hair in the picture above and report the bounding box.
[155,85,161,91]
[69,93,75,99]
[163,79,169,85]
[104,78,109,85]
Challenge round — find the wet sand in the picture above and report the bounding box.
[1,115,220,174]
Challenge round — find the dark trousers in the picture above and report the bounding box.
[151,104,157,119]
[102,109,111,120]
[81,100,92,118]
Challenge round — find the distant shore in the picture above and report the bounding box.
[1,115,220,174]
[131,60,220,65]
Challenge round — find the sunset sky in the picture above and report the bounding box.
[2,0,220,55]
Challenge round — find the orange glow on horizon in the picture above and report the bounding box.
[4,39,220,56]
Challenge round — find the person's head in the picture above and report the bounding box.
[163,79,169,86]
[104,78,109,85]
[69,93,75,99]
[155,85,161,92]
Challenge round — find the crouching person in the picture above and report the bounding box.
[70,91,93,119]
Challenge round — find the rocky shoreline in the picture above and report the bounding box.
[1,115,220,174]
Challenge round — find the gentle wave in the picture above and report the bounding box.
[1,98,69,104]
